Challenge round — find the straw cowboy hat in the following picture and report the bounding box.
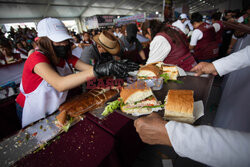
[93,31,120,55]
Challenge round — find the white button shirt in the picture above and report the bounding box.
[172,20,186,34]
[165,46,250,167]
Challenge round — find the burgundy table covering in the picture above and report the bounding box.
[14,112,144,167]
[86,112,145,166]
[14,118,116,167]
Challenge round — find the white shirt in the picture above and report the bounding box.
[212,23,221,33]
[172,20,186,34]
[165,46,250,167]
[184,20,194,31]
[165,121,250,167]
[190,29,203,46]
[213,46,250,76]
[146,36,171,64]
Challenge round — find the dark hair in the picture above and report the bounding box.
[141,20,183,45]
[191,12,203,23]
[0,37,11,49]
[126,24,138,37]
[37,37,60,71]
[211,12,222,21]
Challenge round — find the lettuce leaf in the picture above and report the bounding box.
[160,73,170,83]
[172,80,184,84]
[62,117,74,132]
[102,98,122,116]
[160,73,183,84]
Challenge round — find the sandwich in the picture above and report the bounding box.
[120,81,163,115]
[164,90,194,123]
[137,64,162,80]
[162,65,179,80]
[142,62,179,80]
[55,110,67,127]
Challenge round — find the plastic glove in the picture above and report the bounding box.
[117,59,140,72]
[94,60,129,78]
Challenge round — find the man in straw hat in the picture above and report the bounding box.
[80,30,126,65]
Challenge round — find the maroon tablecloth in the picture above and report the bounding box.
[14,112,144,167]
[14,118,116,167]
[86,112,145,166]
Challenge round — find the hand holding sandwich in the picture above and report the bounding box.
[191,62,218,76]
[134,113,172,146]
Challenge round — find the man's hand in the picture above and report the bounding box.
[191,62,218,76]
[134,113,172,146]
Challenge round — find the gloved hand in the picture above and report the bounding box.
[117,59,140,72]
[94,60,129,78]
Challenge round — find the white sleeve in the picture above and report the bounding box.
[187,22,194,31]
[190,29,203,46]
[146,36,171,64]
[184,20,194,31]
[165,121,250,167]
[212,46,250,76]
[212,23,221,33]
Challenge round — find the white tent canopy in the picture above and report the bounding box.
[0,0,243,26]
[0,0,163,23]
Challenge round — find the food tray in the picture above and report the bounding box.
[115,74,214,120]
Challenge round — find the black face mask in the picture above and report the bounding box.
[53,45,70,59]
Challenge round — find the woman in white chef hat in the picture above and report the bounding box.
[15,18,139,127]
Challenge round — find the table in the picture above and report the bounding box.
[1,74,214,167]
[12,112,144,167]
[0,62,24,85]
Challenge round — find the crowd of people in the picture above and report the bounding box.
[0,5,250,167]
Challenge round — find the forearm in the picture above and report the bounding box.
[34,63,95,92]
[74,59,93,71]
[57,68,94,92]
[212,46,250,76]
[165,121,250,167]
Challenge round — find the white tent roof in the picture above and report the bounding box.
[0,0,240,24]
[0,0,163,23]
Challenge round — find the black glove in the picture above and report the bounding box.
[94,60,129,78]
[117,59,140,72]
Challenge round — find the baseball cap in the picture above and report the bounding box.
[37,17,72,42]
[180,13,188,19]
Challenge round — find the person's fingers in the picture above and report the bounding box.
[194,70,203,76]
[134,118,144,132]
[190,65,199,72]
[212,71,218,76]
